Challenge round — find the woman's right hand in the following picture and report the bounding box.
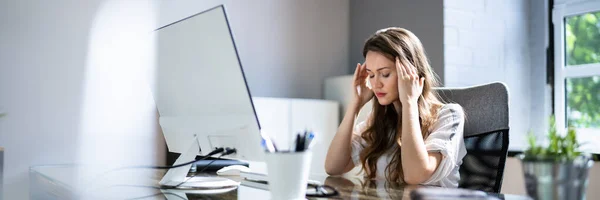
[351,62,374,111]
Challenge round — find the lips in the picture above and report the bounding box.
[375,92,386,97]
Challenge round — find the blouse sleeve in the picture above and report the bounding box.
[421,104,466,185]
[350,120,368,166]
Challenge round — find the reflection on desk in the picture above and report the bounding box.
[29,165,531,200]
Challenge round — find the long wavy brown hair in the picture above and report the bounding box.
[358,27,444,183]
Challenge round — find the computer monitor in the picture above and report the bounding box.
[151,5,264,188]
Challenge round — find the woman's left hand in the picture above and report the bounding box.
[396,57,424,105]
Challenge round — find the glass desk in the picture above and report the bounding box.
[30,165,531,200]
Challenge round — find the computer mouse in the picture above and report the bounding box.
[216,165,251,176]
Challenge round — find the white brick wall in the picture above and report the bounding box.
[444,27,459,46]
[444,0,485,14]
[529,0,551,140]
[443,0,547,151]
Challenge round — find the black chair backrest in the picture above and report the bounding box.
[435,82,509,193]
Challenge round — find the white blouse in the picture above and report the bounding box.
[350,103,467,187]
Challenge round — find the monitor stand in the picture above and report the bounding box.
[159,135,239,189]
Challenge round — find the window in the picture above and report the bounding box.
[554,0,600,153]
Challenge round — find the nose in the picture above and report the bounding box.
[372,76,383,89]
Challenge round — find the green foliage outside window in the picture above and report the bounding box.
[565,11,600,128]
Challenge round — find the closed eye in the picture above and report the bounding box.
[382,73,390,78]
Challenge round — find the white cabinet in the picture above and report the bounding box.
[324,75,372,124]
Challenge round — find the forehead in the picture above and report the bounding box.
[365,51,394,70]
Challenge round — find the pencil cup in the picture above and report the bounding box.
[264,151,312,200]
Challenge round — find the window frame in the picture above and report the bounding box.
[553,0,600,133]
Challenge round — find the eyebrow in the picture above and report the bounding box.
[366,67,391,72]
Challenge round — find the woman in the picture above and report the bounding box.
[324,27,466,187]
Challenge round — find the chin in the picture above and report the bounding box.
[377,98,392,106]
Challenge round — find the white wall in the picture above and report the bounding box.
[0,0,350,199]
[443,0,533,151]
[349,0,445,83]
[0,1,166,199]
[159,0,350,99]
[1,1,101,199]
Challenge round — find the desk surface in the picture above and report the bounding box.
[29,165,531,200]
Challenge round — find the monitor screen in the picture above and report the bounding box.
[152,5,263,161]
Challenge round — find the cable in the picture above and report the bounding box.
[222,147,237,157]
[125,191,187,200]
[174,148,237,188]
[132,147,225,169]
[199,148,236,173]
[90,183,185,200]
[94,147,226,182]
[102,184,186,200]
[88,147,238,199]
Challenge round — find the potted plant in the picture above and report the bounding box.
[519,116,594,200]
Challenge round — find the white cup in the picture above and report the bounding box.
[264,151,312,200]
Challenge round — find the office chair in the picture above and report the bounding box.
[435,82,509,193]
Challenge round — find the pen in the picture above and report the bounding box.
[261,139,268,152]
[295,134,303,152]
[300,131,307,151]
[262,138,279,152]
[303,131,309,149]
[260,131,277,152]
[305,131,314,150]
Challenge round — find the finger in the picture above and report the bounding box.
[420,77,425,86]
[401,61,412,80]
[404,60,414,75]
[411,66,418,80]
[410,63,419,79]
[359,63,368,80]
[406,62,418,80]
[352,64,361,95]
[353,63,360,81]
[396,57,407,79]
[360,62,366,75]
[405,60,417,79]
[360,63,368,82]
[366,63,374,89]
